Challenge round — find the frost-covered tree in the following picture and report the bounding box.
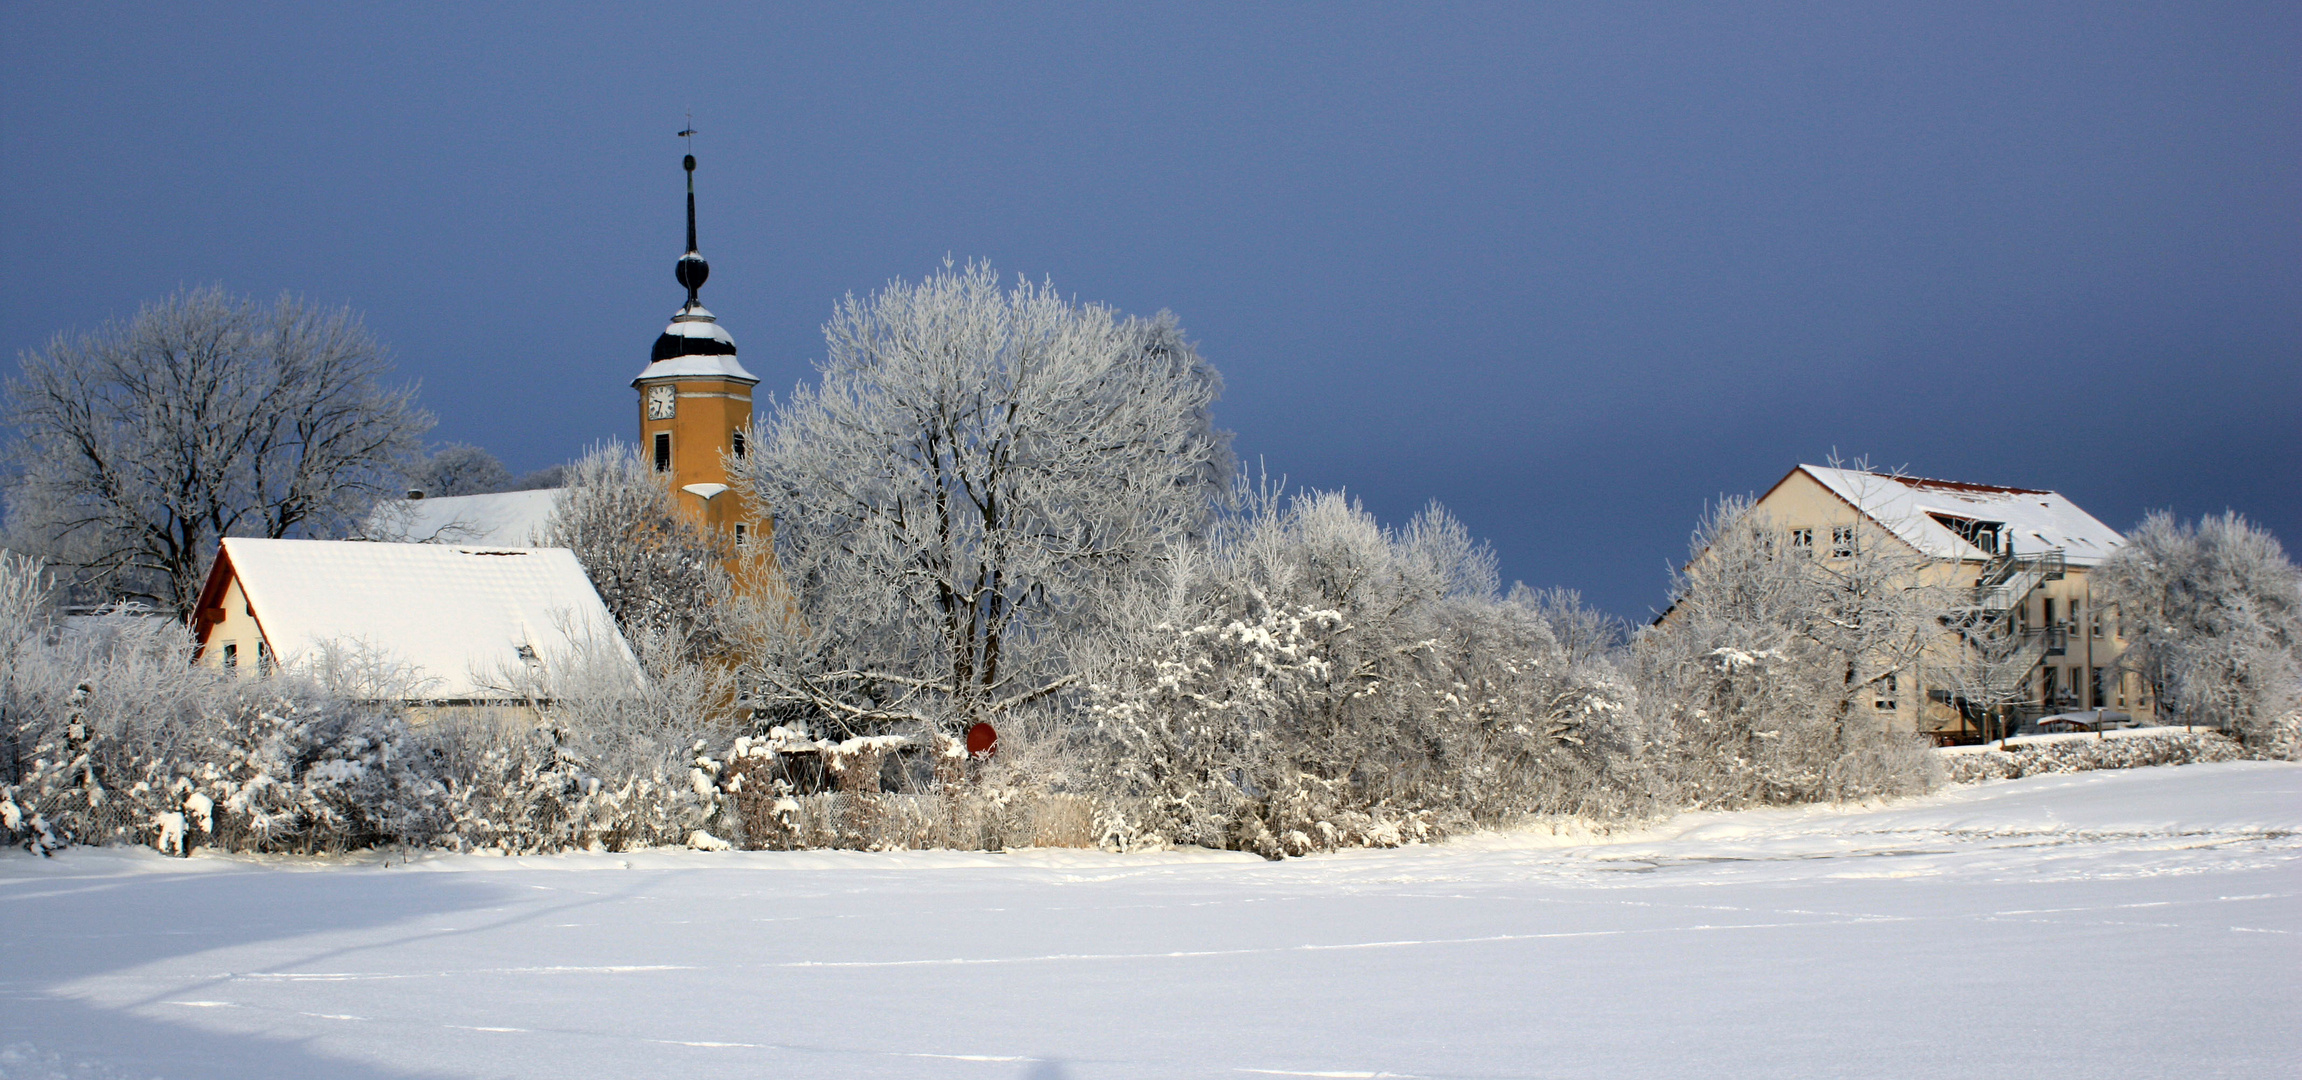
[1942,614,2041,741]
[408,443,513,497]
[2094,511,2300,750]
[3,287,430,616]
[541,443,733,654]
[511,463,568,491]
[733,261,1232,732]
[1636,493,1943,805]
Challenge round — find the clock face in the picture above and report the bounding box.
[646,385,677,420]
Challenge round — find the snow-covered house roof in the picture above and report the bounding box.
[363,488,564,547]
[1786,465,2125,566]
[195,538,638,701]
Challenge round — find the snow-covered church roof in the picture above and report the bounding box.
[203,538,637,701]
[1792,464,2125,566]
[363,488,564,547]
[633,303,757,385]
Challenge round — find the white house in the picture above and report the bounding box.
[191,537,640,709]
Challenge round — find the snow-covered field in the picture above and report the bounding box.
[3,763,2296,1080]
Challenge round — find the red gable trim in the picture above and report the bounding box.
[189,542,277,664]
[1899,476,2052,497]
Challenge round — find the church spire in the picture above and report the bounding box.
[644,134,745,369]
[673,131,709,311]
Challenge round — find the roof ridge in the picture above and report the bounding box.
[1801,464,2053,497]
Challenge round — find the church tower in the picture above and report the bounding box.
[632,149,763,550]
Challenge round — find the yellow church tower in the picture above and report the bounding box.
[632,148,764,553]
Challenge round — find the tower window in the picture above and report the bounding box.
[654,432,672,473]
[731,430,746,459]
[734,522,747,547]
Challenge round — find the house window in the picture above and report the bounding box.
[1788,527,1813,551]
[654,432,672,473]
[2091,667,2106,709]
[1874,674,1898,711]
[256,641,272,677]
[734,522,747,547]
[1830,526,1856,558]
[731,430,746,459]
[2042,598,2056,627]
[222,643,238,672]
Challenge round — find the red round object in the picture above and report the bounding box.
[965,722,998,758]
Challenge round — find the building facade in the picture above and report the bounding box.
[1740,465,2151,740]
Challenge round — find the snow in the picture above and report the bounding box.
[658,317,737,345]
[630,354,759,384]
[217,538,638,700]
[361,487,563,546]
[2,762,2295,1079]
[1939,724,2222,754]
[1799,464,2126,565]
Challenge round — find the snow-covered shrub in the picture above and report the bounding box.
[715,724,1095,851]
[1,616,447,856]
[425,627,739,853]
[1084,490,1646,857]
[1944,730,2245,783]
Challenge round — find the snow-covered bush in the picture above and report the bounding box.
[0,570,447,855]
[424,626,741,853]
[1084,489,1646,857]
[1943,730,2245,783]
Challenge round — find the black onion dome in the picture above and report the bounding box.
[652,309,738,362]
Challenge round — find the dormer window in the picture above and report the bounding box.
[1928,513,2003,555]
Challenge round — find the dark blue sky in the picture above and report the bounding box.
[5,3,2296,617]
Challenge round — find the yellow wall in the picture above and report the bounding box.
[636,375,767,552]
[195,574,270,677]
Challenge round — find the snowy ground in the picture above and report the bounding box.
[3,762,2296,1080]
